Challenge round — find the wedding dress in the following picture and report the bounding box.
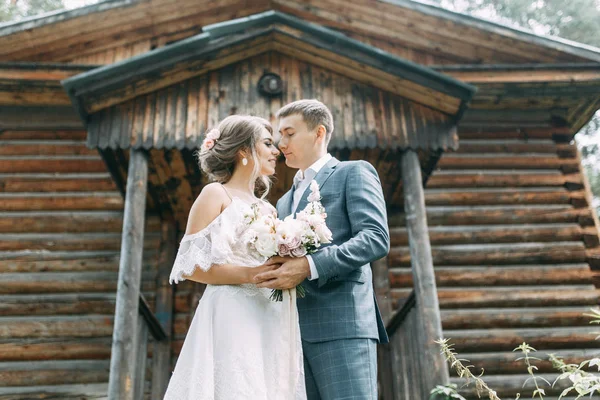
[163,197,306,400]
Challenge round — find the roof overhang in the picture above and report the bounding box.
[0,63,91,130]
[435,63,600,134]
[62,10,475,124]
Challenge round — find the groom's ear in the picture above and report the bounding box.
[316,125,327,143]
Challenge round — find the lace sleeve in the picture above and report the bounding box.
[169,212,232,284]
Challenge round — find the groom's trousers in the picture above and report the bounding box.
[302,338,377,400]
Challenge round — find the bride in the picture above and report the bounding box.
[163,115,306,399]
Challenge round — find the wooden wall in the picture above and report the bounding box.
[0,129,162,397]
[388,127,600,399]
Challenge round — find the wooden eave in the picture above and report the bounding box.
[435,64,600,134]
[0,63,91,129]
[2,0,600,65]
[62,11,475,123]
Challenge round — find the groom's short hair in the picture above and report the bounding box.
[276,99,334,144]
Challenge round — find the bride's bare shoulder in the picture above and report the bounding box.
[185,183,229,235]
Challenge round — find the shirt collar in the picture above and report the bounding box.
[294,153,332,185]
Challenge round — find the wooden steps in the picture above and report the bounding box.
[0,130,159,398]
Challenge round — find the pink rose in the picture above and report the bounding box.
[286,236,301,250]
[278,243,291,256]
[203,138,215,150]
[291,246,307,257]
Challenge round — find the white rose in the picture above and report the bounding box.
[249,216,274,235]
[315,223,333,243]
[307,214,325,228]
[255,233,277,258]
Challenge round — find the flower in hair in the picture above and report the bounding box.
[202,128,221,151]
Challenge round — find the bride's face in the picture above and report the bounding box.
[254,128,280,176]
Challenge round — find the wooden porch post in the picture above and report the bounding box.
[400,149,449,390]
[108,148,149,400]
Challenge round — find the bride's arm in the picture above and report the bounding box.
[178,183,275,285]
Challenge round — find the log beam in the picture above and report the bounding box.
[399,149,449,390]
[107,148,148,400]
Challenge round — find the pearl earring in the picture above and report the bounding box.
[242,158,248,166]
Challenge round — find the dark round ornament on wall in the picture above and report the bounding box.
[258,73,283,97]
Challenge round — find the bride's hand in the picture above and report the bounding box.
[247,263,280,284]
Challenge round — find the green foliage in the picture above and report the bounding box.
[0,0,66,23]
[429,383,467,400]
[438,308,600,399]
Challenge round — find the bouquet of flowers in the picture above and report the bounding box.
[244,180,333,301]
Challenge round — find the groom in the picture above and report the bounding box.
[255,99,390,399]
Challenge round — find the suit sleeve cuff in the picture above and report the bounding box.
[307,255,319,280]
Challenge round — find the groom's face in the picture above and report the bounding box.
[277,113,320,170]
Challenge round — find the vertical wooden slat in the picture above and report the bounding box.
[207,71,220,129]
[268,51,282,126]
[154,89,168,149]
[400,149,449,393]
[120,101,134,149]
[185,77,200,149]
[174,82,188,149]
[107,148,149,400]
[142,92,156,150]
[164,85,178,149]
[133,95,147,148]
[98,107,112,150]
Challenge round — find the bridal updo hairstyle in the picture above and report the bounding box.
[196,115,273,198]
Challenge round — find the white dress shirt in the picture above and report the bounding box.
[291,153,332,281]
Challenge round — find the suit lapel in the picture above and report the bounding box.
[294,157,340,215]
[277,189,293,219]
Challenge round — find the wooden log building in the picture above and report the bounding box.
[1,1,600,399]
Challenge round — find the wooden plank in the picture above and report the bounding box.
[389,264,593,288]
[0,272,156,294]
[441,307,596,330]
[0,192,123,211]
[389,241,588,266]
[388,205,595,227]
[0,293,118,317]
[0,156,107,173]
[0,360,110,387]
[0,174,116,192]
[390,223,585,246]
[0,338,113,361]
[0,211,159,234]
[424,188,582,207]
[437,154,580,170]
[0,106,84,130]
[427,171,583,189]
[451,349,600,375]
[445,326,600,352]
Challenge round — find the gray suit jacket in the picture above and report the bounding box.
[276,157,390,343]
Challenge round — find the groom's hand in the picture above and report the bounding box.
[254,256,310,289]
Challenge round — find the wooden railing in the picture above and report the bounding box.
[134,293,168,399]
[382,291,432,399]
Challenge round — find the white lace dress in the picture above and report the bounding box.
[163,198,306,400]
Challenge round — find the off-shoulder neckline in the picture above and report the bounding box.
[180,197,268,241]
